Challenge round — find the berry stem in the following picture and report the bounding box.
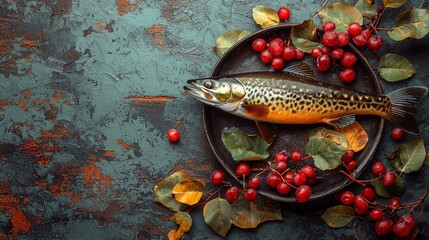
[254,167,268,178]
[339,170,366,187]
[188,187,222,212]
[375,27,394,31]
[406,187,429,214]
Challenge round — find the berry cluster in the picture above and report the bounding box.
[252,38,305,70]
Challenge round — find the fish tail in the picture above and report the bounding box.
[385,86,428,134]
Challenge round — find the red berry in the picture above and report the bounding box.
[402,214,416,230]
[268,38,284,57]
[383,172,396,187]
[362,187,376,202]
[317,54,332,72]
[290,150,302,162]
[252,38,267,52]
[283,171,295,184]
[370,209,384,221]
[294,48,305,60]
[348,22,362,37]
[244,188,258,202]
[331,48,344,61]
[361,29,372,40]
[266,171,282,188]
[341,150,354,163]
[167,129,180,142]
[393,221,411,238]
[340,191,355,205]
[320,46,331,55]
[346,160,357,171]
[389,197,401,209]
[271,57,285,70]
[273,152,288,162]
[277,182,291,195]
[300,165,316,178]
[225,186,240,203]
[323,21,336,32]
[311,48,323,58]
[375,218,393,235]
[391,127,403,140]
[210,170,225,186]
[352,34,367,47]
[354,195,369,215]
[282,46,296,61]
[236,163,251,177]
[295,185,312,203]
[249,177,261,190]
[276,161,288,173]
[277,7,290,21]
[340,68,356,83]
[337,32,350,47]
[367,35,383,51]
[340,52,357,67]
[372,162,386,177]
[293,172,307,187]
[260,49,273,64]
[322,31,338,47]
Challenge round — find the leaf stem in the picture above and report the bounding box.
[376,27,394,31]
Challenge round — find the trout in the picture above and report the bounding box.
[184,63,427,143]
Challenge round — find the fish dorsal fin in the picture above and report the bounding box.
[256,121,277,144]
[242,104,270,118]
[323,115,356,129]
[283,63,316,80]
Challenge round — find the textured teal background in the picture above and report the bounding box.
[0,0,428,239]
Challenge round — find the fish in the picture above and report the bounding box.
[184,63,427,144]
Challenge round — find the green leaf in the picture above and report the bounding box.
[153,172,189,212]
[252,5,280,28]
[214,30,251,57]
[291,19,323,53]
[168,212,192,240]
[382,0,408,8]
[231,191,282,229]
[396,139,426,173]
[221,127,270,161]
[370,177,404,198]
[321,205,355,228]
[318,2,363,32]
[388,8,429,41]
[306,127,348,170]
[203,198,234,237]
[355,0,377,18]
[378,53,416,82]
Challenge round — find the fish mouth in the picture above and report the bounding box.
[184,79,217,106]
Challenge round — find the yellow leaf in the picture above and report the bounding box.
[172,178,205,205]
[213,30,251,57]
[168,212,192,240]
[336,122,369,152]
[252,5,280,28]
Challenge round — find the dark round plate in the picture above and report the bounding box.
[203,24,384,202]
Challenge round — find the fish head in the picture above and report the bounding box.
[184,77,246,112]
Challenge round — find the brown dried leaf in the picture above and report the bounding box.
[336,122,368,152]
[172,178,205,205]
[168,212,192,240]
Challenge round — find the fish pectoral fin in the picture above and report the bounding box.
[283,63,316,80]
[256,121,277,144]
[323,115,356,129]
[222,101,241,111]
[242,104,270,118]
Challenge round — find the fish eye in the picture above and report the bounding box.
[204,80,213,89]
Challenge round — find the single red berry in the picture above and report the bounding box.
[331,48,344,61]
[236,163,251,177]
[340,52,357,67]
[393,221,411,238]
[167,129,180,142]
[340,68,356,83]
[306,176,318,185]
[276,161,288,173]
[337,32,350,47]
[362,187,376,202]
[346,160,358,171]
[249,177,261,190]
[268,38,284,57]
[295,185,312,203]
[294,48,305,60]
[375,218,394,235]
[320,46,331,55]
[283,171,295,184]
[389,197,401,209]
[317,54,332,72]
[282,46,296,61]
[352,34,368,47]
[300,165,316,178]
[210,170,225,186]
[372,162,386,177]
[277,7,291,21]
[361,29,372,40]
[274,152,288,162]
[323,21,336,32]
[383,172,396,187]
[252,38,267,52]
[402,214,416,230]
[267,171,282,188]
[271,57,285,70]
[277,182,291,195]
[290,150,302,162]
[322,31,338,47]
[225,186,240,203]
[341,150,354,163]
[370,209,384,221]
[354,195,369,215]
[391,127,403,140]
[311,48,323,58]
[293,172,307,187]
[244,188,258,202]
[367,35,383,51]
[348,22,362,37]
[260,49,273,64]
[340,191,355,205]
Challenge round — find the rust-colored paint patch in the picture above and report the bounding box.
[117,0,143,16]
[21,90,31,100]
[51,89,62,103]
[90,200,125,226]
[18,98,26,110]
[124,96,175,104]
[19,39,39,50]
[34,155,51,166]
[104,150,116,158]
[81,160,112,192]
[48,164,82,204]
[96,21,115,32]
[116,139,133,151]
[147,24,165,45]
[0,99,12,111]
[52,0,72,18]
